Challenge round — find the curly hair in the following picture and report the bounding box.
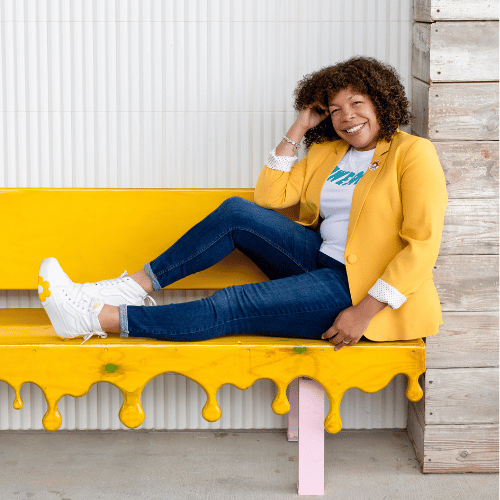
[293,57,411,149]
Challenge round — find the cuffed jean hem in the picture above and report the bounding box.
[119,304,129,338]
[144,262,162,292]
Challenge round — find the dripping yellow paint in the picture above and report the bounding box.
[0,309,425,433]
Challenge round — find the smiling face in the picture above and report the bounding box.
[328,88,381,151]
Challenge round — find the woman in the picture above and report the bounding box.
[39,57,448,348]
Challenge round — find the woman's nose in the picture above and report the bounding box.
[341,109,355,121]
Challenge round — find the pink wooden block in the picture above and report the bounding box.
[298,377,324,496]
[287,378,299,441]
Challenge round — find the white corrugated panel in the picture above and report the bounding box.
[0,0,413,430]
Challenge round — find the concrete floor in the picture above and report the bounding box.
[0,430,497,500]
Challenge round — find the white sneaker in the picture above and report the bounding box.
[38,257,107,342]
[39,257,156,308]
[81,272,157,307]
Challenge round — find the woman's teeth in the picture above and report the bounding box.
[346,123,365,133]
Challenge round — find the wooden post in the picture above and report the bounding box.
[287,378,299,442]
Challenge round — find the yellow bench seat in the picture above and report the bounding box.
[0,308,425,433]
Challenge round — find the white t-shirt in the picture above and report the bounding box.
[319,147,374,264]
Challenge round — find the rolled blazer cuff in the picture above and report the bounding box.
[265,148,298,172]
[368,278,407,310]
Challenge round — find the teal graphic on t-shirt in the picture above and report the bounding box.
[326,167,364,186]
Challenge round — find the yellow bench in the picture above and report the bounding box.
[0,188,425,495]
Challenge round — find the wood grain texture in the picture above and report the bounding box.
[433,255,498,312]
[412,23,431,82]
[440,199,498,255]
[409,396,499,473]
[410,375,426,431]
[422,424,499,473]
[425,368,499,424]
[407,400,425,466]
[428,312,499,368]
[435,141,498,199]
[411,79,499,140]
[412,77,429,138]
[414,0,500,21]
[410,4,499,475]
[413,22,499,82]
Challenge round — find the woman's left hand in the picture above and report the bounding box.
[321,305,370,350]
[321,295,386,350]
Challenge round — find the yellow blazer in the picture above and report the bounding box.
[254,130,448,341]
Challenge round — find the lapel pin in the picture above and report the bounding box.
[368,160,380,171]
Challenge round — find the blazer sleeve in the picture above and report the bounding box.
[378,138,448,299]
[254,155,309,209]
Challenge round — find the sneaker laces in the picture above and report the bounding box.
[64,284,107,344]
[88,271,157,306]
[87,271,129,288]
[80,301,108,344]
[80,330,107,345]
[66,283,88,310]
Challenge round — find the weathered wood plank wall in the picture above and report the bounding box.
[412,22,498,82]
[408,0,499,474]
[412,80,499,140]
[414,0,499,22]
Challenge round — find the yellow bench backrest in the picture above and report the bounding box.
[0,188,283,290]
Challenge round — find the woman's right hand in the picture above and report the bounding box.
[295,104,330,131]
[274,104,330,157]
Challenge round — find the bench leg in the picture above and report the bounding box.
[287,378,299,441]
[298,377,324,496]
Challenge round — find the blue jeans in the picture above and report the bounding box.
[120,197,352,341]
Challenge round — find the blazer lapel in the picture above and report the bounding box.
[307,141,350,214]
[345,138,392,246]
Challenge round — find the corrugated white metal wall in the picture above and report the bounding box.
[0,0,413,430]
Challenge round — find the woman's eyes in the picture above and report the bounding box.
[330,102,362,113]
